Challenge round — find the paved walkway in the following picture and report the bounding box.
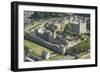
[79,53,90,59]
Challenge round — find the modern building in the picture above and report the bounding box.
[69,15,87,35]
[53,14,88,35]
[24,11,34,26]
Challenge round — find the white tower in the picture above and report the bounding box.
[79,18,87,34]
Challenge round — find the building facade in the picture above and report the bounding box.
[70,15,87,35]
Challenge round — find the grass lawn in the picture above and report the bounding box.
[24,20,43,33]
[28,23,41,32]
[24,40,53,56]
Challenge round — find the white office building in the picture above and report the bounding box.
[70,15,87,35]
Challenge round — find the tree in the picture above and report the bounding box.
[63,23,73,35]
[48,24,57,33]
[71,40,90,54]
[24,46,29,56]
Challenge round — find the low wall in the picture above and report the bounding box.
[25,33,63,54]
